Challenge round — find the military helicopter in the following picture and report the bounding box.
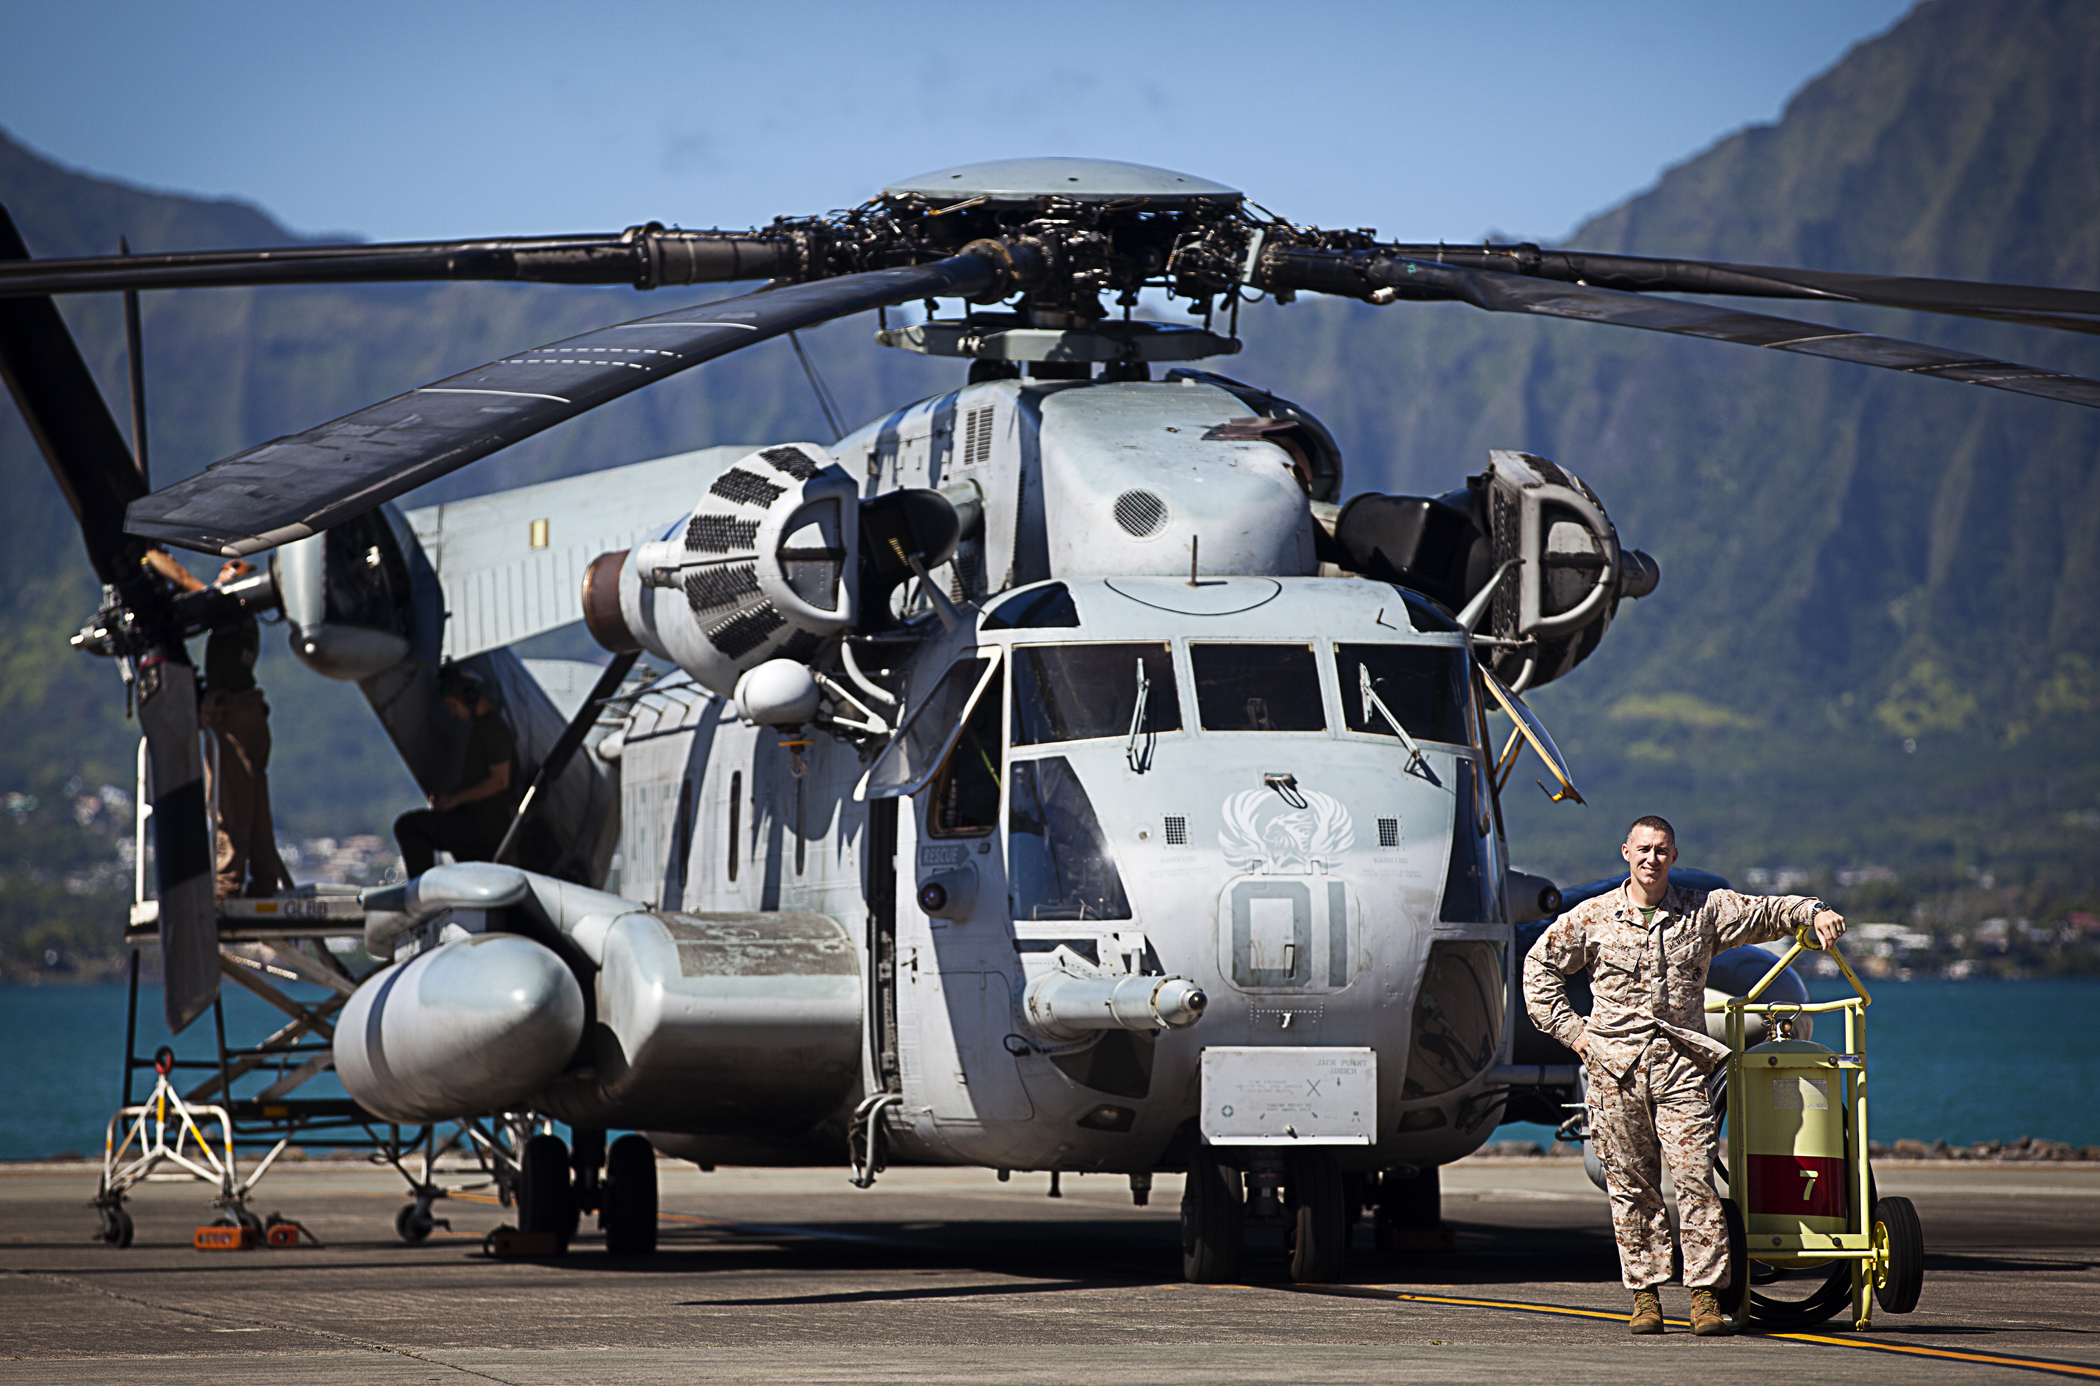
[4,157,2098,1282]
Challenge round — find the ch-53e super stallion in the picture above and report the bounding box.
[6,157,2098,1283]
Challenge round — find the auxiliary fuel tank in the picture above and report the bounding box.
[536,909,862,1136]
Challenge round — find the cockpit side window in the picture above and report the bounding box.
[1190,643,1326,732]
[1335,643,1473,745]
[1012,642,1180,746]
[928,666,1002,838]
[1008,756,1130,920]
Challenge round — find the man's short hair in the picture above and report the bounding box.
[1626,814,1676,844]
[437,666,485,703]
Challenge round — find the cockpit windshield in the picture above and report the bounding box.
[1189,643,1326,732]
[1012,643,1180,745]
[1335,643,1473,745]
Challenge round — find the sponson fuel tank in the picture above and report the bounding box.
[334,932,586,1124]
[537,910,861,1134]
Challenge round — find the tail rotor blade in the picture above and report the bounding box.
[137,658,218,1032]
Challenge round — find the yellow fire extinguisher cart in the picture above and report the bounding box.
[1709,931,1925,1332]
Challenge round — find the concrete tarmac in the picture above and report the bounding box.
[2,1155,2095,1383]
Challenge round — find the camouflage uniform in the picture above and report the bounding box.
[1523,882,1823,1290]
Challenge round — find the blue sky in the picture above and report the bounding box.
[1,0,1913,245]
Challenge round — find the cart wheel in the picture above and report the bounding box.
[97,1205,133,1247]
[1716,1198,1749,1320]
[1872,1196,1924,1315]
[518,1134,573,1247]
[602,1134,658,1256]
[396,1202,434,1243]
[1180,1155,1244,1283]
[1286,1149,1347,1284]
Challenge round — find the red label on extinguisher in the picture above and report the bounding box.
[1747,1153,1849,1220]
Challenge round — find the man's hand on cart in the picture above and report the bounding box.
[1805,909,1848,951]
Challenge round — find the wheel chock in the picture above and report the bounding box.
[483,1225,564,1258]
[194,1224,253,1251]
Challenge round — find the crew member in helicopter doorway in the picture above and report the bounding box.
[144,551,293,898]
[392,667,522,876]
[1522,814,1846,1337]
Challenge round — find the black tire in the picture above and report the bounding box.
[1872,1195,1924,1315]
[519,1134,573,1247]
[1373,1166,1442,1253]
[1716,1197,1749,1320]
[395,1202,433,1243]
[1180,1155,1244,1284]
[97,1205,133,1247]
[1287,1149,1347,1284]
[602,1134,658,1256]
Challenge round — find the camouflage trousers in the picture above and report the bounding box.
[1586,1042,1729,1290]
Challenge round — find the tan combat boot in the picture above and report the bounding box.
[1629,1288,1663,1335]
[1689,1287,1732,1336]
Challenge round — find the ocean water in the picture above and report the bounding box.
[3,977,2096,1163]
[1494,975,2100,1152]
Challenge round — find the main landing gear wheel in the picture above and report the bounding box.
[1287,1149,1347,1284]
[518,1134,574,1250]
[95,1204,133,1248]
[602,1134,658,1256]
[1872,1195,1924,1315]
[1181,1155,1244,1284]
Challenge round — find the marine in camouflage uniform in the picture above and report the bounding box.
[1523,846,1830,1298]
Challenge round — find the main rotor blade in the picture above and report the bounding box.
[0,207,148,583]
[0,224,799,298]
[137,657,219,1033]
[1374,243,2100,329]
[1270,250,2100,412]
[127,254,1000,556]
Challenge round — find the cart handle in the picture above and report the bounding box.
[1708,996,1865,1016]
[1704,931,1871,1012]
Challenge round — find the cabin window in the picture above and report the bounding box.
[862,654,996,798]
[1189,643,1326,732]
[793,772,806,875]
[1401,940,1506,1098]
[928,666,1002,837]
[726,771,740,883]
[1011,642,1180,745]
[1334,643,1472,745]
[1008,756,1130,920]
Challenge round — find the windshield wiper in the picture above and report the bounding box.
[1359,663,1440,786]
[1126,659,1154,773]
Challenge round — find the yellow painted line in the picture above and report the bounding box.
[1770,1332,2100,1379]
[1288,1284,2100,1380]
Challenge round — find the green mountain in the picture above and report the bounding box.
[2,0,2096,972]
[1227,0,2100,917]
